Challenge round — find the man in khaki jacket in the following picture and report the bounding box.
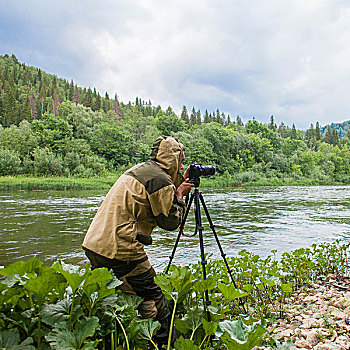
[83,136,193,346]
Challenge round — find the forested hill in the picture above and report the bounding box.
[1,53,350,185]
[321,121,350,139]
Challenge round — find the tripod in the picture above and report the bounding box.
[165,186,245,319]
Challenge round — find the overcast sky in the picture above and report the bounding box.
[1,0,350,129]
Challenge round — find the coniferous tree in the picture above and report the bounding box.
[93,92,102,111]
[1,80,18,126]
[85,88,93,108]
[68,80,74,101]
[196,109,202,125]
[268,115,277,131]
[204,110,210,123]
[29,92,36,119]
[315,122,321,140]
[180,105,190,125]
[215,109,221,124]
[291,124,297,139]
[72,85,80,105]
[113,93,122,118]
[103,92,110,112]
[190,107,196,126]
[236,115,244,127]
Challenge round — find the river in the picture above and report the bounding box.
[1,186,350,271]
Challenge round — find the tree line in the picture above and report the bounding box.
[1,53,350,185]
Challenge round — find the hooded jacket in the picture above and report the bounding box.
[82,136,186,260]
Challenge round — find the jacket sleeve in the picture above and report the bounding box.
[148,184,186,231]
[155,195,185,231]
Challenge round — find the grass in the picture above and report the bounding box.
[0,173,347,191]
[0,175,118,191]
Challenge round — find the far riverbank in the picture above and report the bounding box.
[0,173,348,191]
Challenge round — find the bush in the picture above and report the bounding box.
[0,147,21,175]
[33,147,64,176]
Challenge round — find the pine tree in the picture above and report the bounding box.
[52,89,59,116]
[315,122,321,140]
[103,92,110,112]
[72,85,80,105]
[204,110,210,123]
[268,115,277,131]
[93,92,102,111]
[180,105,190,125]
[29,92,36,119]
[236,115,244,127]
[68,80,74,101]
[190,107,196,126]
[215,109,221,124]
[113,93,122,118]
[85,88,93,108]
[196,109,202,125]
[291,124,297,139]
[1,80,18,126]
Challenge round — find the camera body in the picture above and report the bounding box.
[188,163,215,187]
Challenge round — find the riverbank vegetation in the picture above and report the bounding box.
[1,54,350,189]
[0,240,348,349]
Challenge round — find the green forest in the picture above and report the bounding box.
[1,53,350,186]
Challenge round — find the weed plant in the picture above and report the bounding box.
[0,240,348,349]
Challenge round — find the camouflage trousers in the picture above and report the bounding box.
[83,248,172,346]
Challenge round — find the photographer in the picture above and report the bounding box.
[82,136,193,347]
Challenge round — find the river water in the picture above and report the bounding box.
[1,186,350,271]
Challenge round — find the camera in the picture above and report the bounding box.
[188,163,215,187]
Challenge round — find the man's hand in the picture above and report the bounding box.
[175,179,194,200]
[183,165,191,179]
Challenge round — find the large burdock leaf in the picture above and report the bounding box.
[216,317,267,350]
[82,267,122,298]
[175,307,203,337]
[40,297,83,326]
[129,318,161,345]
[24,269,66,305]
[46,316,99,349]
[155,266,193,302]
[174,336,200,350]
[0,329,35,349]
[193,276,216,295]
[52,261,89,293]
[217,282,248,302]
[0,258,42,278]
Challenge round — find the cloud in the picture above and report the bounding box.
[1,0,350,128]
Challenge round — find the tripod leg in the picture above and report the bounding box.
[194,189,211,322]
[199,192,246,312]
[165,192,195,274]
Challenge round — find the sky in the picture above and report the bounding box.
[1,0,350,129]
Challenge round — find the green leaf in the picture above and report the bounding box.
[132,318,161,342]
[175,307,204,336]
[46,316,100,349]
[216,317,267,350]
[24,269,66,305]
[174,336,200,350]
[201,318,217,337]
[281,282,294,293]
[193,276,216,295]
[52,261,89,293]
[41,297,84,327]
[154,274,173,300]
[217,282,248,301]
[0,329,35,349]
[0,258,42,278]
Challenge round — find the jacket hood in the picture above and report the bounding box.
[150,136,184,187]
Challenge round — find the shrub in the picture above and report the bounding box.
[33,147,64,176]
[0,147,21,175]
